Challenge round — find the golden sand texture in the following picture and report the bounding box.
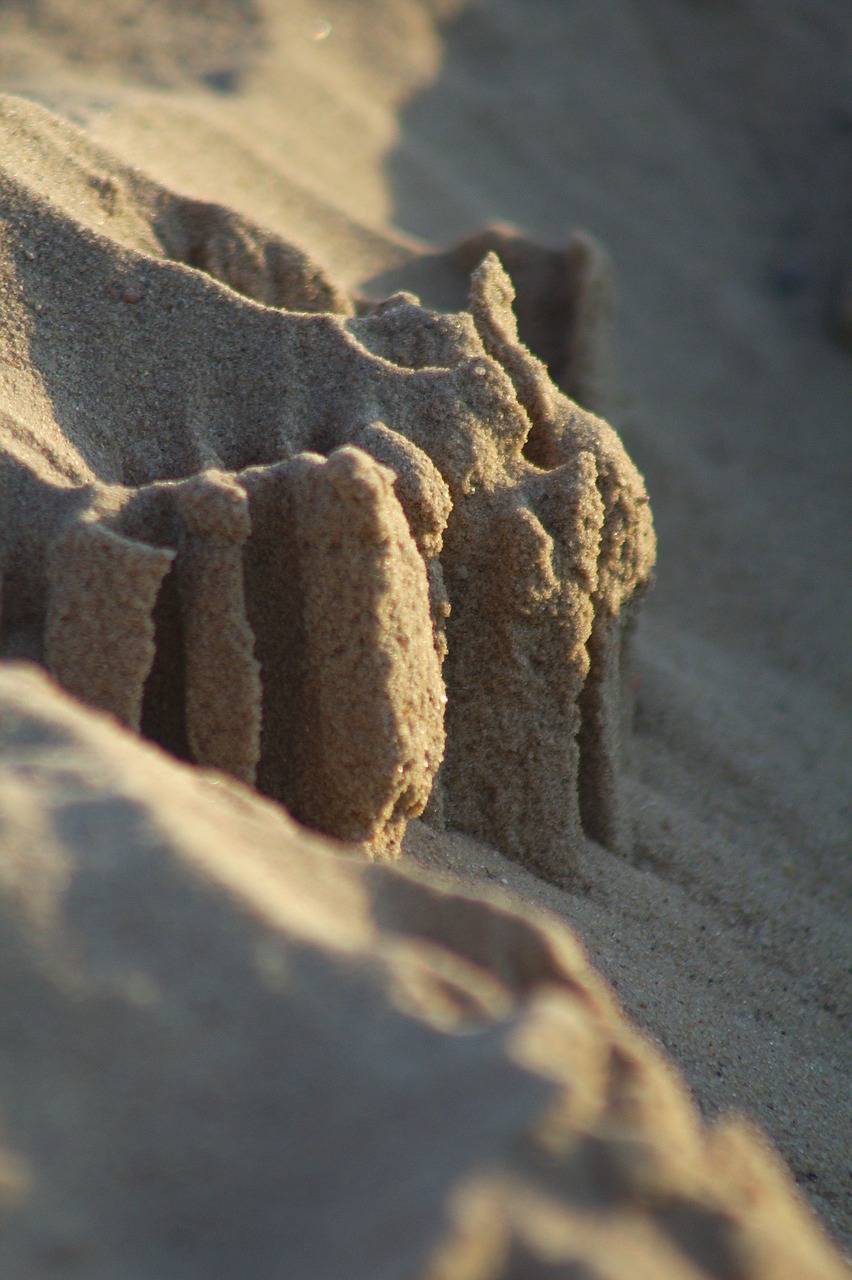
[0,95,654,870]
[0,664,845,1280]
[0,0,849,1256]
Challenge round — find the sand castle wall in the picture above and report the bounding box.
[0,99,655,869]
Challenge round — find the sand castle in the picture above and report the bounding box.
[0,107,654,872]
[0,0,849,1262]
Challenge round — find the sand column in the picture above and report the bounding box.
[45,514,174,731]
[173,470,262,785]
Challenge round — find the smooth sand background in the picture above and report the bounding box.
[0,0,849,1251]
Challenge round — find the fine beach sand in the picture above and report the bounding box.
[0,1,850,1275]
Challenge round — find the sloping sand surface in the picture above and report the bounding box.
[0,0,849,1270]
[0,663,846,1278]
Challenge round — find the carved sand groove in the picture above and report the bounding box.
[0,107,655,868]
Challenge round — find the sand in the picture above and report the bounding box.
[0,0,850,1273]
[0,662,847,1279]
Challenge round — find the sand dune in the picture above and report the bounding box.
[0,0,849,1273]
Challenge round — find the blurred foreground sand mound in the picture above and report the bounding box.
[0,664,846,1279]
